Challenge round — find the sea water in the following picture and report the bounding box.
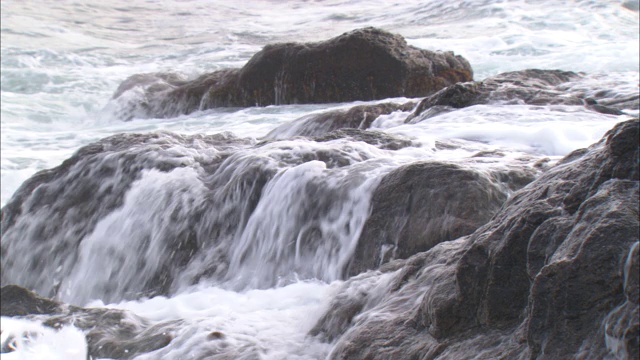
[1,0,638,358]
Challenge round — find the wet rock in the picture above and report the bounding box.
[523,180,638,359]
[1,285,62,317]
[583,97,626,115]
[603,241,639,360]
[0,132,261,303]
[434,120,639,344]
[313,238,470,358]
[1,127,392,302]
[312,128,414,151]
[265,101,416,139]
[207,331,225,340]
[346,161,534,276]
[317,119,639,359]
[406,69,638,123]
[406,69,584,122]
[596,94,640,112]
[110,27,471,119]
[1,285,176,359]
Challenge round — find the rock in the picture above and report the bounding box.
[311,128,415,151]
[0,285,175,359]
[0,132,262,303]
[583,98,626,115]
[596,94,640,112]
[406,69,584,122]
[315,119,639,359]
[313,238,471,358]
[1,284,62,316]
[523,180,638,359]
[603,241,639,360]
[430,120,639,349]
[406,69,639,123]
[1,127,401,302]
[346,161,537,276]
[265,101,417,139]
[110,27,472,120]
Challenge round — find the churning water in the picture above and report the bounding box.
[1,0,638,358]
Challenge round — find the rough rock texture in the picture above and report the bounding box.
[0,132,259,303]
[406,69,638,122]
[346,162,537,276]
[314,119,639,359]
[0,285,176,359]
[265,101,417,139]
[1,127,413,303]
[110,27,472,120]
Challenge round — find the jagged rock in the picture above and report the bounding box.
[110,27,472,120]
[315,119,639,359]
[406,69,638,123]
[314,239,472,358]
[265,101,417,139]
[0,285,175,359]
[603,241,639,360]
[428,120,639,356]
[346,161,537,276]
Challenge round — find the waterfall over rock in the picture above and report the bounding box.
[312,119,639,360]
[1,6,638,356]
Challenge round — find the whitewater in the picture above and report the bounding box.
[1,0,638,359]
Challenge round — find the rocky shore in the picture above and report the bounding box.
[109,27,472,121]
[1,27,638,359]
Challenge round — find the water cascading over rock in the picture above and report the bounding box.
[1,126,531,306]
[312,119,639,360]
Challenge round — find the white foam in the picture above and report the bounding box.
[0,317,87,360]
[59,167,209,305]
[226,158,380,289]
[380,105,627,156]
[0,0,638,358]
[2,0,638,207]
[96,280,337,359]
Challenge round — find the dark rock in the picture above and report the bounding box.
[110,27,472,120]
[232,26,470,105]
[1,285,62,316]
[346,161,536,276]
[406,69,584,122]
[1,285,176,359]
[313,238,470,358]
[622,0,640,11]
[265,101,416,139]
[406,69,639,123]
[316,119,639,359]
[445,120,639,340]
[207,331,225,340]
[524,179,638,359]
[602,241,639,360]
[584,98,626,115]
